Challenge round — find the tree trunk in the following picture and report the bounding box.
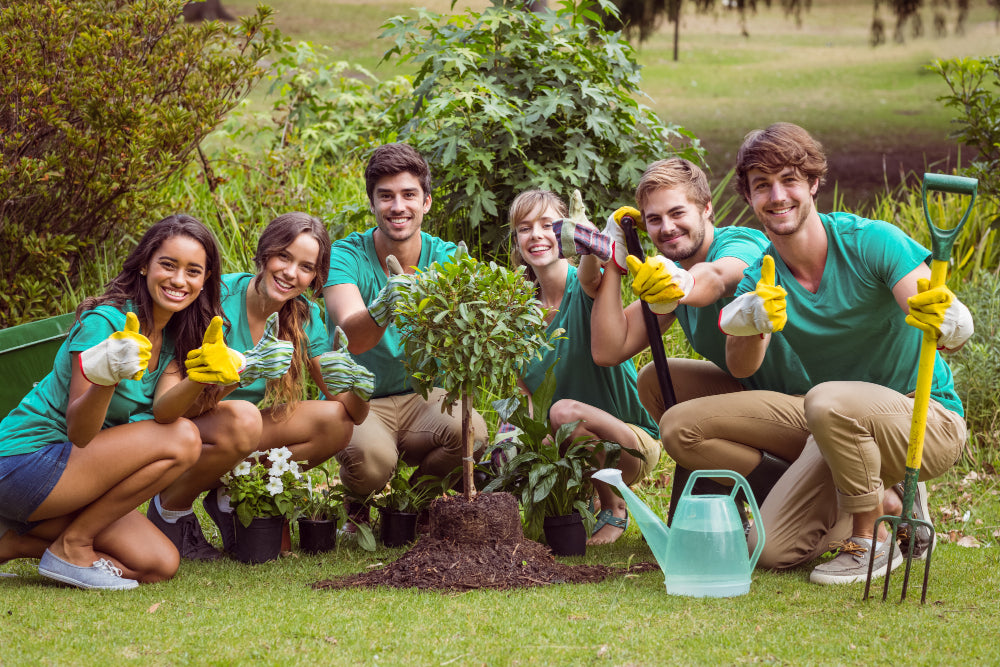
[183,0,235,23]
[462,393,476,501]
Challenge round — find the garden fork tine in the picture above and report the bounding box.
[863,173,977,604]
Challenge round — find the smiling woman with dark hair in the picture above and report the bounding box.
[0,214,251,590]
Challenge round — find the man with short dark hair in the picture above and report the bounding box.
[323,143,486,509]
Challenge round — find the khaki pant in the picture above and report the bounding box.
[747,381,965,570]
[335,388,487,496]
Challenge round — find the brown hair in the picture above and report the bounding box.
[364,143,432,204]
[735,122,827,202]
[507,189,568,284]
[251,212,331,419]
[77,214,226,411]
[635,158,713,224]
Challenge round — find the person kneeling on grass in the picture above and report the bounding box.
[148,212,372,558]
[720,122,972,584]
[0,215,249,589]
[509,188,661,546]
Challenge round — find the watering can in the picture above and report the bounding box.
[592,468,765,597]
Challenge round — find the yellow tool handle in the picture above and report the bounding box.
[906,258,948,470]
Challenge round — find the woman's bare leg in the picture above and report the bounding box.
[259,400,354,469]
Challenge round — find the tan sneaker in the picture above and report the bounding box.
[809,538,903,585]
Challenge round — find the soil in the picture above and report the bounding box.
[313,492,658,592]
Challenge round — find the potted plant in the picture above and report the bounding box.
[295,466,378,553]
[369,463,443,547]
[484,367,631,556]
[395,248,558,500]
[221,447,309,563]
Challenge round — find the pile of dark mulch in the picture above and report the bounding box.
[313,492,657,592]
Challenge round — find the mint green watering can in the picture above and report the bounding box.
[592,468,765,597]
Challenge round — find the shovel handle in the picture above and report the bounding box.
[619,213,678,408]
[921,173,977,262]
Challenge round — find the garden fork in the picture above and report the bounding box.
[863,173,978,603]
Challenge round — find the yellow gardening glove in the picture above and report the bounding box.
[184,316,246,385]
[906,279,974,350]
[626,255,694,314]
[79,312,152,385]
[719,255,787,336]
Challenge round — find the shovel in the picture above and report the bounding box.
[863,172,978,604]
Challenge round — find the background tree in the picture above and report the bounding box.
[183,0,236,22]
[0,0,279,326]
[376,0,702,257]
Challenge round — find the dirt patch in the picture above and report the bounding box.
[313,492,657,591]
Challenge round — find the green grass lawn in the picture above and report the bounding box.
[3,459,999,665]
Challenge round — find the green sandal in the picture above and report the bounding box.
[591,508,628,536]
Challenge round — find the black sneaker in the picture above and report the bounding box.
[202,490,236,554]
[895,481,935,561]
[147,500,221,561]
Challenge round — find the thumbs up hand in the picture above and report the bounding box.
[367,254,410,328]
[239,313,295,387]
[719,255,788,336]
[317,327,375,400]
[185,316,246,385]
[79,312,153,386]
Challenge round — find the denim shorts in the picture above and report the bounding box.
[0,441,73,525]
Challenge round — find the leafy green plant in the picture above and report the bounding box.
[222,447,309,528]
[948,272,1000,455]
[296,465,376,551]
[395,250,558,499]
[931,55,1000,203]
[369,463,444,514]
[0,0,280,328]
[485,366,629,539]
[379,0,703,255]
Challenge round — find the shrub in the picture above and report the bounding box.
[0,0,279,327]
[379,0,704,257]
[948,272,1000,454]
[931,55,1000,204]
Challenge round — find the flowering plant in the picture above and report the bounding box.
[221,447,309,528]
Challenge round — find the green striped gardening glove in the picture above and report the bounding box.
[239,313,294,387]
[317,326,375,400]
[367,255,409,328]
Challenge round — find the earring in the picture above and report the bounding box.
[140,269,147,276]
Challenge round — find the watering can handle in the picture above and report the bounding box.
[684,470,766,570]
[921,173,977,263]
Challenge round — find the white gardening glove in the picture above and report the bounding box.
[367,255,408,328]
[719,255,788,336]
[906,279,974,351]
[317,327,375,400]
[79,312,152,386]
[602,206,642,273]
[239,313,294,387]
[625,254,694,314]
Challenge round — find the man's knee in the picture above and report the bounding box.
[335,443,396,496]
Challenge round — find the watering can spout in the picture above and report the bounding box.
[592,468,671,570]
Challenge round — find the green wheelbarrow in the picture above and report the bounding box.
[863,172,978,604]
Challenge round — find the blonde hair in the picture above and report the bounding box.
[507,190,568,284]
[635,158,713,224]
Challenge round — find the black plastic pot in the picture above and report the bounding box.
[543,512,587,556]
[232,515,283,564]
[379,509,417,547]
[298,518,337,554]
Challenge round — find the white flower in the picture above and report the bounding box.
[268,447,293,464]
[271,458,291,475]
[220,472,232,485]
[232,461,253,477]
[248,450,267,461]
[289,460,302,480]
[266,476,284,496]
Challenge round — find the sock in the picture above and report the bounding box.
[852,536,887,551]
[153,494,193,524]
[216,488,233,514]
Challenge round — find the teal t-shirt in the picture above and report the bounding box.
[521,266,658,440]
[673,225,811,395]
[219,273,330,405]
[735,212,963,416]
[0,304,175,457]
[325,228,458,398]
